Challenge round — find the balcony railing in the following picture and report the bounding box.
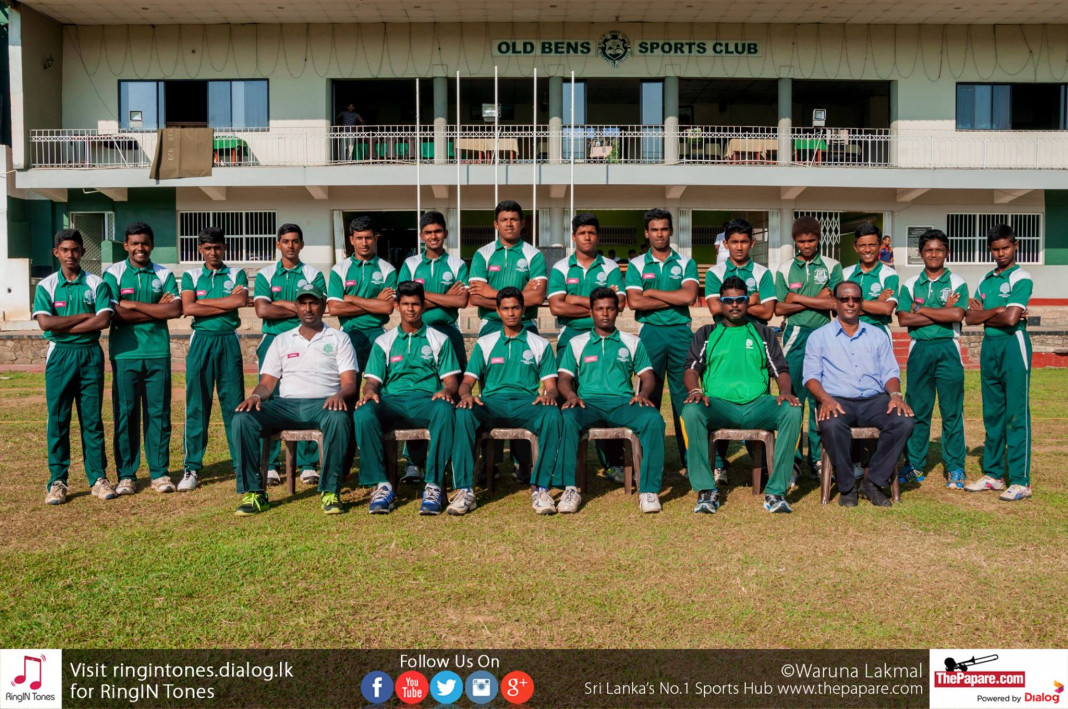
[28,125,1068,171]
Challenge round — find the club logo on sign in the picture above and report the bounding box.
[598,30,632,66]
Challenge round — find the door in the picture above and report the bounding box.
[68,212,114,276]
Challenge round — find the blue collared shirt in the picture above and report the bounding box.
[802,319,900,398]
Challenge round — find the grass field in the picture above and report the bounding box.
[1,369,1066,649]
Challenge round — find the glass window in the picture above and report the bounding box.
[119,81,161,130]
[233,80,269,129]
[208,81,232,128]
[958,83,1032,130]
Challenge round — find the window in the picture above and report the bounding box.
[119,80,268,130]
[179,211,277,263]
[957,83,1066,130]
[945,213,1042,264]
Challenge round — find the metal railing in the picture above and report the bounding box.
[28,125,1068,170]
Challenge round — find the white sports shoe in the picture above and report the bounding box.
[964,474,1006,492]
[639,492,662,513]
[266,469,281,486]
[998,484,1032,501]
[446,488,477,515]
[300,469,319,486]
[532,488,557,515]
[177,469,199,492]
[557,486,582,514]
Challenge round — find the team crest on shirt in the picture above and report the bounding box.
[939,287,951,302]
[999,282,1011,296]
[371,271,384,284]
[869,282,881,296]
[223,279,234,292]
[746,277,757,291]
[746,339,755,350]
[521,350,535,365]
[516,259,529,273]
[616,348,631,362]
[150,277,163,294]
[442,271,454,284]
[83,290,96,305]
[420,345,434,361]
[297,279,310,290]
[670,265,682,278]
[595,271,608,285]
[322,343,334,355]
[814,268,828,284]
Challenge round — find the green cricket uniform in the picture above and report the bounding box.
[253,260,325,471]
[399,251,469,369]
[679,322,801,496]
[774,253,843,467]
[975,265,1033,486]
[557,330,665,493]
[353,325,462,487]
[104,259,179,481]
[625,249,699,468]
[704,259,777,323]
[452,330,561,489]
[897,270,969,473]
[180,265,248,473]
[469,239,547,334]
[843,261,899,337]
[34,270,113,489]
[328,254,398,369]
[548,253,625,350]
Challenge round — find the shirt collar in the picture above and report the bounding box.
[832,318,869,340]
[61,269,87,285]
[421,251,446,265]
[351,254,379,267]
[494,238,524,252]
[854,261,883,278]
[589,328,622,344]
[725,259,753,274]
[204,264,230,276]
[277,260,304,274]
[648,249,679,265]
[399,324,427,338]
[916,268,950,286]
[125,258,155,273]
[569,252,604,269]
[794,254,824,268]
[986,264,1019,280]
[500,328,529,344]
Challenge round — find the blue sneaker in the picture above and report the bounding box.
[368,483,395,514]
[945,468,966,490]
[763,494,792,514]
[693,489,720,514]
[898,465,925,485]
[419,484,443,515]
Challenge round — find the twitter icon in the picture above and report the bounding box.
[430,671,464,705]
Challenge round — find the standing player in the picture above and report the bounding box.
[964,224,1033,501]
[774,216,843,479]
[253,223,326,486]
[896,229,968,488]
[104,222,182,494]
[178,226,248,491]
[625,208,698,474]
[842,222,899,341]
[35,229,116,505]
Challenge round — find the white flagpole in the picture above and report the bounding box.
[415,78,421,229]
[569,70,575,236]
[494,65,500,207]
[532,68,537,247]
[456,71,461,255]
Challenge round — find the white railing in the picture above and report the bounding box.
[28,125,1068,170]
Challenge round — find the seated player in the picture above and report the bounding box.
[352,281,461,516]
[557,287,666,514]
[451,287,566,516]
[680,276,802,514]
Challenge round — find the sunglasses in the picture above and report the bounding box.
[836,295,862,303]
[720,296,748,305]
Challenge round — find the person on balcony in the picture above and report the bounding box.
[253,223,326,487]
[803,281,914,508]
[625,208,699,476]
[334,102,365,161]
[774,216,843,483]
[963,225,1034,501]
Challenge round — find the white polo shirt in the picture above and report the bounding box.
[260,325,358,399]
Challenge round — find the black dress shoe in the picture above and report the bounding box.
[839,489,858,507]
[861,479,893,507]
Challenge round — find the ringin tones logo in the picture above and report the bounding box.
[0,649,62,709]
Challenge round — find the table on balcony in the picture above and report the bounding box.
[793,138,828,164]
[213,136,249,166]
[725,138,778,163]
[457,137,519,163]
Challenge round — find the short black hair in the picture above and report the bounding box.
[277,223,303,241]
[588,286,618,310]
[124,221,154,243]
[792,216,821,240]
[419,211,446,231]
[349,215,377,235]
[396,280,425,304]
[54,228,83,248]
[494,200,524,221]
[644,208,672,231]
[853,221,881,243]
[724,218,753,240]
[496,286,524,308]
[720,275,748,296]
[572,212,600,234]
[834,280,862,298]
[918,229,949,251]
[198,226,225,245]
[987,224,1016,246]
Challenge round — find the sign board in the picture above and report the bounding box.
[493,32,761,66]
[907,225,934,265]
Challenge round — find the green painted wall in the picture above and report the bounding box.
[1045,190,1068,266]
[7,196,58,274]
[114,188,178,263]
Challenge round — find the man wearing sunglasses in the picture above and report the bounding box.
[802,281,914,507]
[680,277,802,515]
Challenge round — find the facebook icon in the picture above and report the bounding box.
[360,671,394,705]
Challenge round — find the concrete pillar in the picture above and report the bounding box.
[889,79,899,166]
[664,76,679,165]
[549,76,563,164]
[550,206,565,248]
[433,76,448,165]
[777,77,792,166]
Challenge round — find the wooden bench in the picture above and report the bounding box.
[384,429,430,490]
[709,428,774,496]
[475,428,539,492]
[577,428,642,494]
[819,426,902,504]
[260,429,324,495]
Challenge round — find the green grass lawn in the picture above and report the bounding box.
[0,370,1066,649]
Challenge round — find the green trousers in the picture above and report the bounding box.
[405,322,467,468]
[111,357,171,480]
[353,392,455,487]
[45,343,107,488]
[680,396,802,496]
[346,326,385,374]
[557,326,623,469]
[257,333,319,471]
[452,393,562,489]
[560,395,666,493]
[980,333,1032,486]
[638,322,691,468]
[231,397,352,494]
[782,324,820,467]
[183,331,245,472]
[904,339,966,472]
[473,321,539,473]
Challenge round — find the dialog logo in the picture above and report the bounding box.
[429,671,464,705]
[0,649,62,709]
[395,671,429,705]
[465,670,499,705]
[360,671,393,705]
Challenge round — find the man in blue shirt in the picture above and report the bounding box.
[803,281,914,507]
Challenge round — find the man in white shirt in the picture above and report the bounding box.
[231,284,358,516]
